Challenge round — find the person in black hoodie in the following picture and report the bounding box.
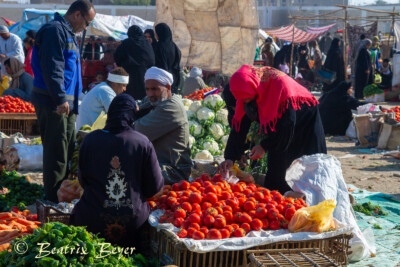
[319,81,362,135]
[114,26,155,100]
[154,23,181,93]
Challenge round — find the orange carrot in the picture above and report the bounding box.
[0,225,12,230]
[0,213,12,220]
[0,243,10,252]
[15,218,35,226]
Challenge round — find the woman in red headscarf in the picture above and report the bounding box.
[218,65,326,194]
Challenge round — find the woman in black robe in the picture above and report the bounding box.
[154,23,181,93]
[323,38,345,92]
[114,26,155,100]
[355,39,373,99]
[319,81,362,135]
[218,65,326,194]
[70,94,164,250]
[144,29,157,51]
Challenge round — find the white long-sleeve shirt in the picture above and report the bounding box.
[0,33,24,63]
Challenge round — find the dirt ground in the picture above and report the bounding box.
[20,135,400,203]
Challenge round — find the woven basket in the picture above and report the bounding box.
[154,229,352,267]
[36,199,71,225]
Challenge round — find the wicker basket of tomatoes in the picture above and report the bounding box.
[148,174,352,267]
[0,96,38,136]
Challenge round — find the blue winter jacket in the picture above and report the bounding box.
[31,13,82,113]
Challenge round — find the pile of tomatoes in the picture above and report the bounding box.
[184,88,215,100]
[382,106,400,122]
[148,173,307,240]
[0,96,35,113]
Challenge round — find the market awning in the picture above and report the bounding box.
[266,23,336,43]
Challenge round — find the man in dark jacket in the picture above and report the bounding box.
[31,0,96,202]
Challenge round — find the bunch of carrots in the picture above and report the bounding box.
[184,88,215,100]
[0,212,40,252]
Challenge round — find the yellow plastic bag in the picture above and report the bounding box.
[92,111,107,130]
[0,76,9,95]
[57,178,83,203]
[288,199,337,233]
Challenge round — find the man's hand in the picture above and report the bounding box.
[217,160,233,175]
[249,145,266,160]
[365,70,370,74]
[57,102,69,115]
[0,54,6,59]
[238,155,248,168]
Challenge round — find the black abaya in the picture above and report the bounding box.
[154,23,181,93]
[323,38,345,92]
[224,102,327,194]
[355,48,372,99]
[319,81,362,135]
[114,26,155,100]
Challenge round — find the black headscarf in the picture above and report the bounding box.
[154,23,181,92]
[104,94,137,134]
[144,29,157,47]
[323,37,345,91]
[114,25,155,99]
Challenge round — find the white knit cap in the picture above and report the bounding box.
[190,67,202,78]
[144,67,173,86]
[0,26,9,34]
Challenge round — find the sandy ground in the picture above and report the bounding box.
[19,136,400,203]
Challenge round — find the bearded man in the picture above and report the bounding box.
[135,67,192,184]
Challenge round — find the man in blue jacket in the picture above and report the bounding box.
[31,0,96,202]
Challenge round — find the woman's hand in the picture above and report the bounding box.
[238,155,248,168]
[217,160,233,175]
[249,145,266,160]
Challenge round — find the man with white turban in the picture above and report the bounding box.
[0,25,24,76]
[136,66,192,184]
[182,67,207,97]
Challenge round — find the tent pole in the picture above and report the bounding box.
[289,21,296,77]
[79,0,93,58]
[343,4,348,81]
[387,7,395,59]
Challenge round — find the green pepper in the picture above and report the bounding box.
[60,226,72,235]
[76,264,83,267]
[55,253,68,266]
[38,257,59,267]
[86,242,96,258]
[31,230,47,243]
[44,223,54,232]
[52,229,64,238]
[86,257,94,264]
[18,254,36,266]
[55,238,71,248]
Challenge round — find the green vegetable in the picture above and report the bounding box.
[353,202,388,216]
[363,83,383,97]
[373,224,383,229]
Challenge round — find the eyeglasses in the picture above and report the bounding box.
[81,12,92,27]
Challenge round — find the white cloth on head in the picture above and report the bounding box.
[0,26,9,34]
[0,33,24,76]
[190,67,202,78]
[144,67,173,86]
[107,73,129,84]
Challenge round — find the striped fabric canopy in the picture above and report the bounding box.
[267,23,336,43]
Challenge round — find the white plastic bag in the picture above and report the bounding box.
[11,144,43,171]
[345,119,357,139]
[285,154,374,262]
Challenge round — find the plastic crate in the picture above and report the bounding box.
[0,113,38,136]
[36,199,71,225]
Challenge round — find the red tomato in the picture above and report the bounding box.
[191,182,202,188]
[204,193,218,204]
[241,223,251,233]
[187,227,196,238]
[255,207,268,219]
[205,207,218,217]
[207,229,222,240]
[189,223,201,231]
[284,207,296,221]
[220,228,230,239]
[173,217,184,228]
[224,225,234,234]
[203,215,215,227]
[248,210,256,218]
[239,213,252,224]
[179,180,190,190]
[205,185,217,194]
[188,213,201,224]
[189,192,202,204]
[243,200,257,212]
[202,202,213,210]
[191,203,202,213]
[222,211,233,223]
[270,220,281,230]
[233,228,246,237]
[200,226,209,236]
[174,208,186,219]
[222,206,233,213]
[267,208,279,220]
[231,224,239,230]
[214,215,227,228]
[219,191,231,200]
[276,204,285,214]
[166,197,178,207]
[231,184,244,193]
[177,228,187,238]
[181,220,191,229]
[261,219,269,230]
[192,231,205,240]
[226,198,239,208]
[180,202,192,213]
[172,183,180,191]
[212,174,224,183]
[250,219,263,231]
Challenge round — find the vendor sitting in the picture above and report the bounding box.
[319,81,362,136]
[2,58,33,101]
[135,67,192,184]
[70,94,164,250]
[76,67,128,130]
[378,59,392,90]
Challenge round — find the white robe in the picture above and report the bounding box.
[0,33,24,76]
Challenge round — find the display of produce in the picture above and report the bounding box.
[363,84,383,97]
[382,106,400,122]
[0,211,40,252]
[0,222,154,266]
[352,201,388,216]
[0,96,35,113]
[182,95,230,159]
[0,170,44,212]
[148,173,308,240]
[184,87,216,100]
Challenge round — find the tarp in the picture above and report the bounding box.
[155,0,259,75]
[266,23,336,43]
[9,9,154,41]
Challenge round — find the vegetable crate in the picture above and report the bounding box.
[0,113,38,136]
[155,229,352,267]
[248,248,340,267]
[36,200,70,225]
